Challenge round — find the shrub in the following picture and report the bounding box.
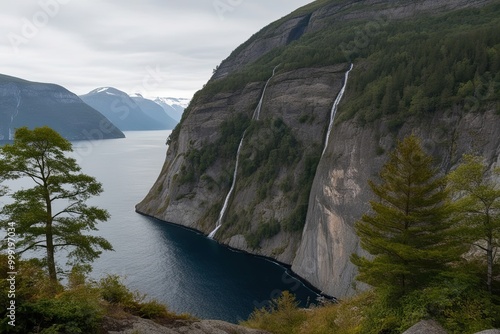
[0,273,103,334]
[243,291,307,334]
[138,300,170,319]
[98,274,136,307]
[25,293,104,334]
[398,274,500,333]
[245,219,281,249]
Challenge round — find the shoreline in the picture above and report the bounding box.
[134,210,336,303]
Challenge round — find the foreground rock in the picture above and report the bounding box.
[402,320,447,334]
[402,320,500,334]
[102,315,270,334]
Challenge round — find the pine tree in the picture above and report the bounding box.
[0,127,113,283]
[448,154,500,293]
[351,135,462,299]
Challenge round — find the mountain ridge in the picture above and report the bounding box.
[0,74,124,141]
[80,87,180,131]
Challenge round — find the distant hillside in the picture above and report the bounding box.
[80,88,179,131]
[0,74,124,141]
[130,94,178,129]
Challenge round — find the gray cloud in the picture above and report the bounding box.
[0,1,313,98]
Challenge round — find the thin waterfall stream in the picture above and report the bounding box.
[208,65,279,239]
[322,63,353,156]
[9,88,21,140]
[207,138,244,238]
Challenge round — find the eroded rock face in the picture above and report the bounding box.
[136,65,347,264]
[212,14,312,81]
[292,109,500,297]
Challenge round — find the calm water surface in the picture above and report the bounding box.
[69,131,318,323]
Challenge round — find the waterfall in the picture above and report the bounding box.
[208,65,279,239]
[252,64,280,121]
[208,137,245,239]
[322,63,353,157]
[9,88,21,140]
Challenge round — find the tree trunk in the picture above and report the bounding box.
[487,238,493,294]
[46,221,57,282]
[43,179,57,283]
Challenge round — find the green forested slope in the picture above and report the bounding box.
[192,2,500,122]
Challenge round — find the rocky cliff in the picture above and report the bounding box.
[137,64,347,263]
[292,107,500,297]
[137,0,500,298]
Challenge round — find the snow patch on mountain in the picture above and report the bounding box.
[153,97,190,121]
[155,97,190,109]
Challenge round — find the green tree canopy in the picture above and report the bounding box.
[352,134,463,299]
[0,127,113,283]
[448,154,500,293]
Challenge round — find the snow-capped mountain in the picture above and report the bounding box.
[130,94,177,129]
[80,88,178,131]
[154,97,190,122]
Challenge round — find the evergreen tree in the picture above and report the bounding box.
[351,135,462,299]
[448,154,500,293]
[0,127,113,283]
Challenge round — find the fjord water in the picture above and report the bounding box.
[71,131,318,323]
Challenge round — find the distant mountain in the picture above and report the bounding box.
[129,94,178,129]
[80,88,169,131]
[80,88,181,131]
[154,97,190,122]
[0,74,124,141]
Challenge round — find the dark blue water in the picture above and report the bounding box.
[67,131,318,323]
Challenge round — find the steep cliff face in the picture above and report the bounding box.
[137,0,499,298]
[137,64,347,263]
[292,108,500,297]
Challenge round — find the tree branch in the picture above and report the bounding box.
[18,241,47,254]
[472,242,488,252]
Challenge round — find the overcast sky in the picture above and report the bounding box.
[1,0,314,99]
